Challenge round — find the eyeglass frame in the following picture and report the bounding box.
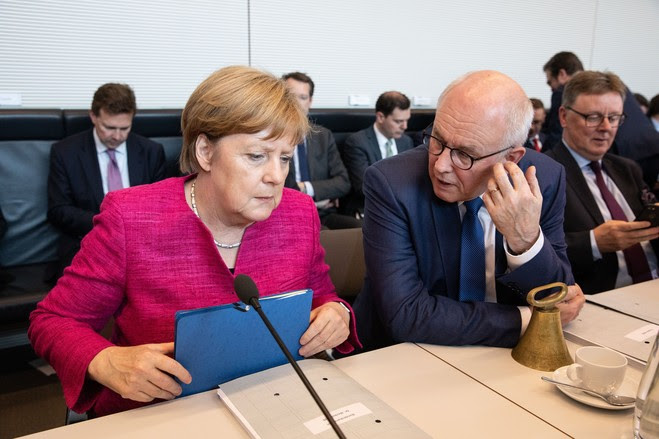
[422,130,513,170]
[564,106,626,127]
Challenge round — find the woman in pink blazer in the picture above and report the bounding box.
[29,66,361,417]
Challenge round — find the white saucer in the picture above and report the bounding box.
[550,365,637,410]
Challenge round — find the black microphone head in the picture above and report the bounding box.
[234,274,260,305]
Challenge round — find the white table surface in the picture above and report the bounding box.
[564,302,656,363]
[419,339,642,439]
[21,343,566,438]
[22,281,657,439]
[585,279,659,325]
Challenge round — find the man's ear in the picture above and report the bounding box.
[195,134,214,172]
[375,111,385,124]
[557,69,570,85]
[505,146,526,164]
[559,105,568,128]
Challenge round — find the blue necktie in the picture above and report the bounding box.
[297,139,311,182]
[459,197,486,302]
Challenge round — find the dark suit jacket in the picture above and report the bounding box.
[541,86,563,151]
[0,206,6,239]
[284,125,351,215]
[612,88,659,188]
[353,147,573,349]
[341,126,414,214]
[48,129,166,273]
[545,143,659,294]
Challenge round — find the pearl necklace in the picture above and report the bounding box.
[190,180,242,249]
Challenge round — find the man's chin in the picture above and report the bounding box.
[432,183,461,203]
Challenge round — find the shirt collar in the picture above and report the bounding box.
[94,128,127,155]
[373,123,390,147]
[562,138,598,170]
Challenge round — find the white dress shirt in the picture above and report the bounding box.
[373,124,399,158]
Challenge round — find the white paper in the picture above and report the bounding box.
[303,402,372,435]
[625,324,659,342]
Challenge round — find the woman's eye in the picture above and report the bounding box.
[280,155,292,164]
[248,154,265,161]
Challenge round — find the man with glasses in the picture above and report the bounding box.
[546,71,658,294]
[542,51,659,189]
[353,70,584,350]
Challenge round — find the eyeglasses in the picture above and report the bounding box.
[422,131,512,170]
[565,106,626,128]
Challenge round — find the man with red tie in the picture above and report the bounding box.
[524,98,547,152]
[48,83,166,278]
[546,71,659,294]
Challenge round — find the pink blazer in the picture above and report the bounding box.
[29,176,360,416]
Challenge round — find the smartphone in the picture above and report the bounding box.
[635,204,659,228]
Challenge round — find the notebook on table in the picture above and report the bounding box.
[174,288,312,397]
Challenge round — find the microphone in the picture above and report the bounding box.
[234,274,346,439]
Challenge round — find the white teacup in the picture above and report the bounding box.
[567,346,627,394]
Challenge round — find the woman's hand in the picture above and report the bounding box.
[87,342,192,403]
[299,302,350,357]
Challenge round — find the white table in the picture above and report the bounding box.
[21,343,567,438]
[419,339,643,439]
[564,302,656,363]
[585,279,659,325]
[22,281,658,438]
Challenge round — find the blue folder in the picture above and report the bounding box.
[174,289,313,397]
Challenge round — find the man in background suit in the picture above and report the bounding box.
[524,98,547,152]
[546,71,658,294]
[542,51,584,151]
[48,83,166,277]
[342,91,414,216]
[353,71,584,350]
[543,51,659,188]
[282,72,359,229]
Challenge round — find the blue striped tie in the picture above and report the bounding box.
[459,197,486,302]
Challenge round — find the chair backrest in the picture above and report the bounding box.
[319,227,365,303]
[0,110,64,266]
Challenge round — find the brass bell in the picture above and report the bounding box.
[511,282,573,371]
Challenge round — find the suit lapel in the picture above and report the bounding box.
[431,199,461,298]
[367,126,382,161]
[494,232,506,275]
[126,134,145,186]
[304,134,316,181]
[554,143,604,224]
[80,129,105,208]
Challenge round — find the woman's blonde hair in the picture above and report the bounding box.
[180,65,310,173]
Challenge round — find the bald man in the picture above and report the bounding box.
[353,71,584,349]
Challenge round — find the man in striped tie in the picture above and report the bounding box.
[48,83,166,278]
[546,71,659,294]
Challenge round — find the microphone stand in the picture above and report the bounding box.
[248,297,347,439]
